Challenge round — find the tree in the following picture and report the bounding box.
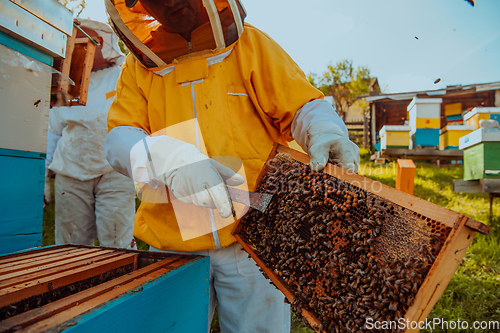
[57,0,86,17]
[308,60,372,121]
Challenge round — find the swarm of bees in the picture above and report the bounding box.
[235,153,451,332]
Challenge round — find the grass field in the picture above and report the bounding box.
[43,150,500,332]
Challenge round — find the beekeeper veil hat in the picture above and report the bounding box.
[104,0,246,68]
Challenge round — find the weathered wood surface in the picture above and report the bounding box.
[0,255,184,332]
[381,148,463,160]
[0,252,138,308]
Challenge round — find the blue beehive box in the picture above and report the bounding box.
[0,149,45,254]
[0,245,210,332]
[0,0,73,254]
[411,128,440,148]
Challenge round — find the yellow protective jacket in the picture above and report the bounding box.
[107,3,323,252]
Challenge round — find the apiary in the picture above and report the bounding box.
[233,143,489,333]
[0,245,209,332]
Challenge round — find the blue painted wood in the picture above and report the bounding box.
[0,150,45,255]
[413,128,440,147]
[446,114,462,121]
[490,114,500,122]
[0,148,46,159]
[62,257,210,333]
[0,234,42,255]
[0,31,53,66]
[1,216,43,236]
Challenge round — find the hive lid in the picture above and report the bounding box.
[440,125,475,134]
[459,127,500,149]
[380,125,411,135]
[407,97,443,111]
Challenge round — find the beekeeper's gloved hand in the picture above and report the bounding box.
[130,136,244,218]
[44,169,52,209]
[307,121,360,173]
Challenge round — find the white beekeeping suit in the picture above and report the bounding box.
[45,19,136,249]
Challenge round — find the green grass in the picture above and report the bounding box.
[43,151,500,332]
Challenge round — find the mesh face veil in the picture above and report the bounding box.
[105,0,246,68]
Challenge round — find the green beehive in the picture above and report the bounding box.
[460,128,500,180]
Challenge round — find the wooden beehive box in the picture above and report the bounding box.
[0,245,209,332]
[51,22,95,107]
[233,143,489,333]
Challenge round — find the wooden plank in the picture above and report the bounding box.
[0,246,75,266]
[453,179,481,193]
[480,178,500,193]
[0,253,138,308]
[405,217,476,332]
[234,234,322,331]
[72,39,95,106]
[0,255,183,332]
[382,148,463,160]
[58,25,76,97]
[465,219,490,235]
[275,144,463,229]
[17,257,197,332]
[0,250,117,287]
[0,248,102,275]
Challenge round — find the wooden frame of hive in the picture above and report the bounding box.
[51,22,95,107]
[0,245,207,332]
[232,143,490,333]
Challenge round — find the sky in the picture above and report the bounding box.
[77,0,500,94]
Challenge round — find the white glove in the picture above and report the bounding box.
[44,169,52,208]
[307,121,360,173]
[130,136,244,218]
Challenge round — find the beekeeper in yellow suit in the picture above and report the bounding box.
[103,0,359,331]
[46,19,137,250]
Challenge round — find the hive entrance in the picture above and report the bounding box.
[235,153,451,332]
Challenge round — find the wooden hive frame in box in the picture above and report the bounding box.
[51,21,96,107]
[233,143,489,333]
[0,245,208,332]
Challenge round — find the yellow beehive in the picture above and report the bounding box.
[444,103,462,117]
[439,125,475,150]
[464,107,500,129]
[380,125,411,150]
[415,118,441,128]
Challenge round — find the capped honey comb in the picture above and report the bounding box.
[233,144,488,333]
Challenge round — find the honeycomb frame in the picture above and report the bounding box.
[232,143,489,333]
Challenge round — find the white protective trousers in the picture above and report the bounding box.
[151,243,291,332]
[54,170,137,249]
